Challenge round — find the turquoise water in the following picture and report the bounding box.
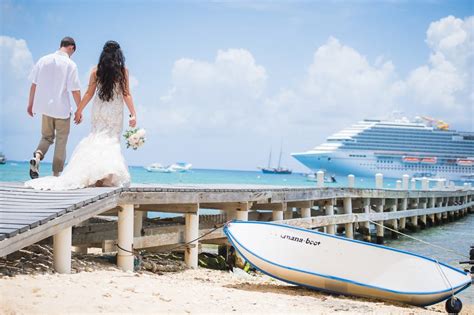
[1,161,473,303]
[0,160,402,188]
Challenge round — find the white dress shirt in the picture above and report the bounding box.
[28,50,81,119]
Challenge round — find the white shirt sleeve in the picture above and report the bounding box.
[28,62,40,84]
[67,64,81,92]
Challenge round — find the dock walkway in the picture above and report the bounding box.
[1,181,473,273]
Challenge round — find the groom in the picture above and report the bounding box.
[27,37,82,178]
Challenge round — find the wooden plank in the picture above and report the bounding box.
[0,208,66,215]
[0,198,87,206]
[0,218,40,228]
[0,191,100,197]
[0,213,57,225]
[0,195,96,202]
[0,194,120,256]
[0,223,29,233]
[0,227,19,238]
[0,202,74,209]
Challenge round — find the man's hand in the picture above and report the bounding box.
[74,111,82,124]
[27,105,34,117]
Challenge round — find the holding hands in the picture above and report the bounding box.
[74,110,83,124]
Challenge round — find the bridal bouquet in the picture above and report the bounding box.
[123,128,146,150]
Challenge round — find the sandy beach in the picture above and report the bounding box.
[1,266,473,315]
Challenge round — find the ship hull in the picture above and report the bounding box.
[292,151,473,181]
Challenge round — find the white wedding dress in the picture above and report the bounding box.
[25,89,131,190]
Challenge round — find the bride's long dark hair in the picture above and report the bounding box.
[96,40,128,102]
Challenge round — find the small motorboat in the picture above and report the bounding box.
[168,162,192,172]
[145,163,175,173]
[224,220,471,307]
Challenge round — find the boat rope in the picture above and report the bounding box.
[434,258,456,300]
[365,219,469,259]
[113,223,226,255]
[161,223,226,253]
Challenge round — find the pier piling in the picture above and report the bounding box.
[325,199,335,234]
[184,206,200,269]
[117,204,134,272]
[53,227,72,274]
[343,197,353,239]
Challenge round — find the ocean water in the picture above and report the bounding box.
[0,160,413,188]
[1,161,473,303]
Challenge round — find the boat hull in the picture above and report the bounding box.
[224,221,471,306]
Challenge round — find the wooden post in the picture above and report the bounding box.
[325,199,335,234]
[301,207,311,218]
[117,204,134,272]
[53,227,72,274]
[284,207,294,220]
[402,174,410,190]
[347,175,355,188]
[396,180,402,189]
[272,203,285,221]
[134,211,144,237]
[317,171,324,188]
[435,198,443,223]
[421,177,429,190]
[389,200,398,238]
[442,197,448,222]
[409,198,419,230]
[375,173,383,189]
[376,199,385,244]
[399,198,407,231]
[361,198,371,242]
[184,205,199,269]
[428,197,436,225]
[343,197,353,239]
[419,199,427,228]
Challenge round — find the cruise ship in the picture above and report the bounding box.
[291,117,474,181]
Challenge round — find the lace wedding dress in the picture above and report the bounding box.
[25,90,131,190]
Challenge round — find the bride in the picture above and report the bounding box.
[25,41,137,190]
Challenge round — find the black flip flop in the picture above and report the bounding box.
[29,158,39,179]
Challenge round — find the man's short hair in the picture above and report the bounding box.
[60,37,76,51]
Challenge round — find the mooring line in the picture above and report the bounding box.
[366,219,469,259]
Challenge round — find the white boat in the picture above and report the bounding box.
[224,220,471,306]
[168,162,192,172]
[145,163,175,173]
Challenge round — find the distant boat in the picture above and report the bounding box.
[260,145,292,174]
[168,162,192,172]
[0,153,6,165]
[225,220,471,307]
[145,162,192,173]
[145,163,174,173]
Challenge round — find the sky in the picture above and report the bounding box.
[1,0,473,172]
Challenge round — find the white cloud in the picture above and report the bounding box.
[0,36,33,79]
[157,49,267,134]
[405,15,473,124]
[0,36,38,155]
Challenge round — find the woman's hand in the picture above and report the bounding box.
[129,115,137,128]
[74,110,83,125]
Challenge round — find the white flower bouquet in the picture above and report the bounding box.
[123,128,146,150]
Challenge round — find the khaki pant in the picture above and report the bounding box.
[35,115,71,174]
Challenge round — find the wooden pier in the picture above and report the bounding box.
[1,181,473,273]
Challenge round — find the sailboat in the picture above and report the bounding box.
[260,145,292,174]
